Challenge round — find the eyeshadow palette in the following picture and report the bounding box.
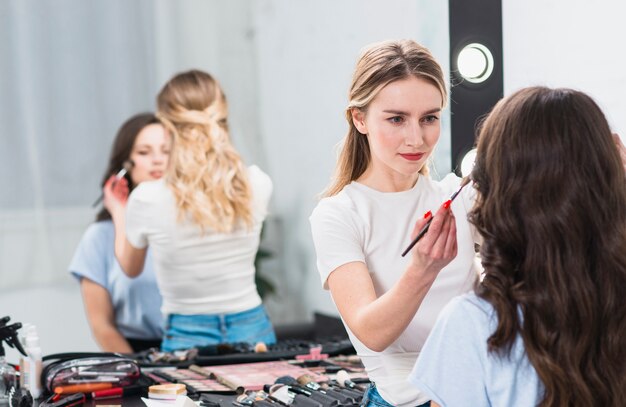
[145,372,172,384]
[180,378,233,394]
[198,361,328,391]
[325,355,366,373]
[153,362,334,393]
[152,368,235,394]
[153,369,207,382]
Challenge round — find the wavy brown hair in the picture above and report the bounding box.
[469,87,626,406]
[157,69,253,233]
[323,39,447,196]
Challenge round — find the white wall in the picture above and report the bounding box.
[1,282,97,360]
[502,0,626,137]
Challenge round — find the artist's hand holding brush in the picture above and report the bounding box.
[406,200,458,282]
[102,174,147,277]
[103,174,130,218]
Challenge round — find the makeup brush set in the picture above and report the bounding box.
[197,368,369,407]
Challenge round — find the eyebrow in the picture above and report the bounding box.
[382,107,441,116]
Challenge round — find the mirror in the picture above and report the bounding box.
[1,1,624,356]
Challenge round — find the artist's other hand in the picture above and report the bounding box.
[614,133,626,173]
[103,175,129,217]
[408,201,457,278]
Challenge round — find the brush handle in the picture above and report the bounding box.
[91,194,104,208]
[401,177,470,257]
[401,216,434,257]
[91,168,128,208]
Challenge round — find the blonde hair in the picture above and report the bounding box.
[157,69,253,232]
[324,39,448,197]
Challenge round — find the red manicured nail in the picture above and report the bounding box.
[423,210,432,219]
[443,199,452,209]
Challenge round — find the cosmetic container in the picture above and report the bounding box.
[19,325,42,399]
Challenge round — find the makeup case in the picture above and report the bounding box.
[41,352,141,394]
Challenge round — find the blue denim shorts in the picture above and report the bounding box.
[161,304,276,352]
[361,383,431,407]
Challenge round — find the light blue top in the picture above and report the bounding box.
[69,220,163,340]
[409,292,544,407]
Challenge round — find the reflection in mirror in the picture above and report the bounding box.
[1,0,625,356]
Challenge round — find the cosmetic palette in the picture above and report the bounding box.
[152,369,234,394]
[196,361,328,391]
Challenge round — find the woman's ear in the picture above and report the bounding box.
[351,108,368,135]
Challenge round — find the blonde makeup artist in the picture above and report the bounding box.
[104,70,276,352]
[310,40,480,407]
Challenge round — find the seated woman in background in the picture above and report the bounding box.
[410,87,626,406]
[104,70,276,352]
[69,113,169,353]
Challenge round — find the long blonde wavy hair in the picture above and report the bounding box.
[157,70,253,233]
[324,39,447,197]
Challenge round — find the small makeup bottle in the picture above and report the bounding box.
[19,325,42,399]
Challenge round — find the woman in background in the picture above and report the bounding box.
[70,113,168,353]
[104,70,276,352]
[310,40,480,407]
[410,87,626,406]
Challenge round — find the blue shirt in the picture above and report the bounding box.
[409,293,544,407]
[69,220,163,340]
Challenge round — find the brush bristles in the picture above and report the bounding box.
[460,175,471,187]
[449,177,470,202]
[123,160,134,172]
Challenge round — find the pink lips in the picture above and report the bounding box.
[399,153,425,161]
[150,171,164,178]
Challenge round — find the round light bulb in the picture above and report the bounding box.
[457,43,494,84]
[460,148,477,177]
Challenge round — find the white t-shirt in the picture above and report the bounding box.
[126,165,272,316]
[309,174,479,407]
[409,293,543,406]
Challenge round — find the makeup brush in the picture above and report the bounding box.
[335,370,365,391]
[91,160,134,208]
[401,176,471,257]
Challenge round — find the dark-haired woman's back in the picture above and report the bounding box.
[410,86,626,407]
